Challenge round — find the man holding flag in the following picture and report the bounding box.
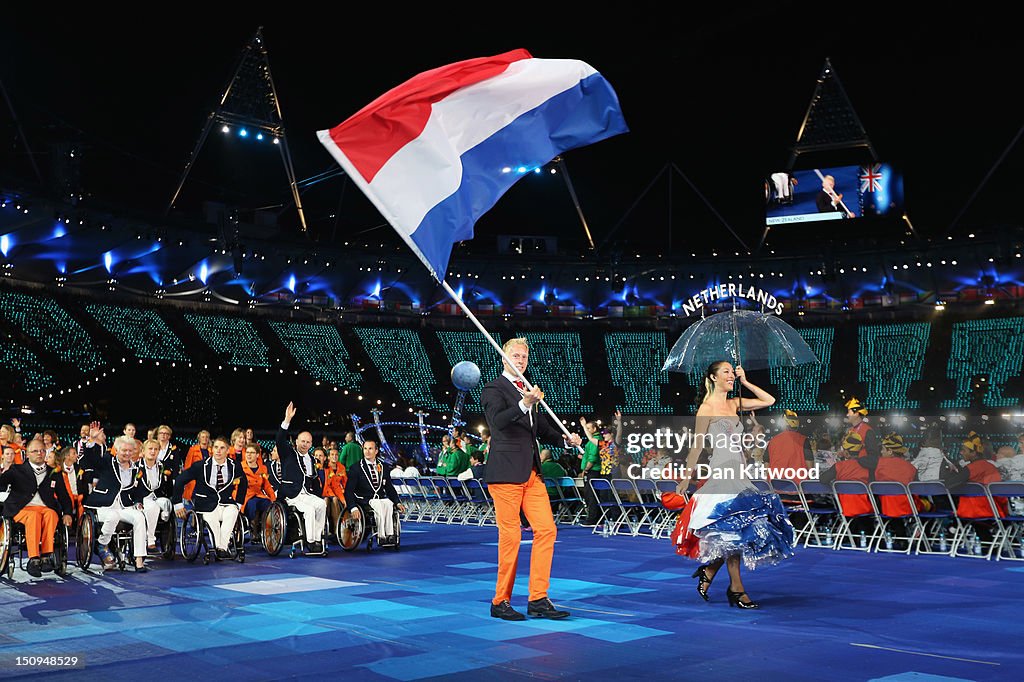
[481,338,583,620]
[318,47,626,619]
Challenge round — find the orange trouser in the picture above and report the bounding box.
[489,471,557,603]
[14,506,58,558]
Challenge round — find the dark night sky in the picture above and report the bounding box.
[3,5,1022,254]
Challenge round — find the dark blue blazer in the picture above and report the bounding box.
[274,428,324,500]
[87,456,147,509]
[0,462,73,518]
[172,457,247,512]
[481,375,565,484]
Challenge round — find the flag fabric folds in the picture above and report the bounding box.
[317,48,627,281]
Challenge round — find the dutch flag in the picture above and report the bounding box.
[317,48,628,281]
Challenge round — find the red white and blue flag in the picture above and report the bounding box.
[317,49,627,281]
[859,163,883,193]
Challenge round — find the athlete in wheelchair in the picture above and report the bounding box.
[240,442,275,548]
[84,436,150,572]
[136,438,176,560]
[0,439,74,578]
[271,402,328,557]
[172,435,247,563]
[340,439,405,551]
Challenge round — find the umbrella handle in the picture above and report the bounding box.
[731,305,745,412]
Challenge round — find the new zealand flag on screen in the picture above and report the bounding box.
[858,163,905,217]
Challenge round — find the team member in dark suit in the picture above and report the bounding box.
[173,436,247,559]
[136,438,175,552]
[78,421,112,504]
[276,402,328,554]
[86,435,149,571]
[345,439,405,542]
[267,445,284,494]
[0,439,73,577]
[154,424,184,476]
[481,337,583,621]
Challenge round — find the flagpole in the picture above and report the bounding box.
[439,280,583,451]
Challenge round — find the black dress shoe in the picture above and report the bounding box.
[26,558,43,578]
[726,589,760,609]
[215,548,231,559]
[527,597,570,619]
[40,554,55,573]
[490,600,526,621]
[307,541,323,554]
[692,565,713,602]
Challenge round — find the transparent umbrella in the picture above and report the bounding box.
[663,308,819,374]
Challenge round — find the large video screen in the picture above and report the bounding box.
[765,163,904,226]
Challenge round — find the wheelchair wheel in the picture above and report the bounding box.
[110,528,130,571]
[160,515,176,561]
[0,517,10,578]
[75,512,95,570]
[287,507,304,559]
[387,512,402,551]
[230,513,245,563]
[338,509,365,552]
[179,510,203,563]
[53,525,69,576]
[238,513,252,545]
[263,502,286,556]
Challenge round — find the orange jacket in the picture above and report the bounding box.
[241,459,276,511]
[321,464,347,503]
[833,459,872,516]
[874,457,921,516]
[2,442,23,465]
[181,444,211,501]
[61,467,85,518]
[767,431,811,482]
[957,460,1006,518]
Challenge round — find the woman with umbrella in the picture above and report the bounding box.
[670,361,796,609]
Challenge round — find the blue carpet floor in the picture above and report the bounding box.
[0,523,1020,681]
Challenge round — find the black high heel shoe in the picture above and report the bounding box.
[726,589,759,609]
[691,566,714,602]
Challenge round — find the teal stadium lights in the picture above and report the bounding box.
[0,291,104,373]
[184,313,271,368]
[353,327,446,410]
[858,322,931,411]
[941,318,1024,408]
[87,304,189,362]
[269,321,362,389]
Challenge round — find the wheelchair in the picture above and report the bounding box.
[338,503,401,552]
[75,508,137,572]
[262,500,329,558]
[178,507,245,565]
[0,515,69,579]
[152,508,177,561]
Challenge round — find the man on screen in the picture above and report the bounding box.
[816,174,854,218]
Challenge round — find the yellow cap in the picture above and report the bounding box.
[962,431,983,453]
[882,433,907,454]
[845,397,868,415]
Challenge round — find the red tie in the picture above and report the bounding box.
[514,379,526,391]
